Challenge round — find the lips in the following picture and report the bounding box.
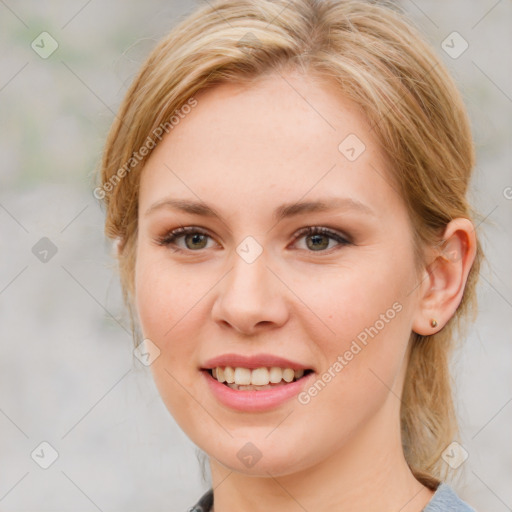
[200,353,313,371]
[199,353,316,410]
[202,367,316,412]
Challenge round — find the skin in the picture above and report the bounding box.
[131,70,476,512]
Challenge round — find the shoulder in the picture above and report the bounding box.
[188,488,213,512]
[423,482,478,512]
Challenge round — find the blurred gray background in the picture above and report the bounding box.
[0,1,511,511]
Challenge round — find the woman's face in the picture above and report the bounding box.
[134,71,424,476]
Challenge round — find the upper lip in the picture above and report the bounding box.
[201,353,313,371]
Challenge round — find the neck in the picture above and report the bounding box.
[208,397,435,512]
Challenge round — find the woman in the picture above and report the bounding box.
[96,0,482,510]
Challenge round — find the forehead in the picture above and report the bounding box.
[139,72,400,219]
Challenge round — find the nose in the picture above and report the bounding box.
[211,249,289,336]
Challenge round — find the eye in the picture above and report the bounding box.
[155,226,216,252]
[292,226,352,252]
[156,225,351,254]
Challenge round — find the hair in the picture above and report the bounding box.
[96,0,483,489]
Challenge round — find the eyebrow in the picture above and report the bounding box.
[144,196,375,222]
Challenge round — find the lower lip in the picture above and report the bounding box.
[202,370,316,412]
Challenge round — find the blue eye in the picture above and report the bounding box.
[156,226,351,253]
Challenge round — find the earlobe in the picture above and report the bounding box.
[114,237,126,257]
[411,218,477,335]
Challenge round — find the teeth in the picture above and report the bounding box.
[251,367,269,386]
[269,367,283,383]
[238,384,272,391]
[224,366,235,383]
[282,368,295,383]
[234,367,251,385]
[210,366,309,387]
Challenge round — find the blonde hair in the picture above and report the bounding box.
[96,0,483,488]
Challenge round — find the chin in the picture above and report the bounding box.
[201,434,321,478]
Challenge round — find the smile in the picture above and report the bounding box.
[200,353,316,410]
[209,366,313,390]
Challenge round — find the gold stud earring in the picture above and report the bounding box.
[430,319,438,328]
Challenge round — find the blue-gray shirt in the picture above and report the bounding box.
[424,483,477,511]
[189,482,477,511]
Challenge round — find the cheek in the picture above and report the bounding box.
[135,248,197,341]
[134,255,203,423]
[292,254,415,404]
[292,254,413,345]
[293,282,411,453]
[134,250,219,391]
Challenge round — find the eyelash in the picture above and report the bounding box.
[155,226,352,254]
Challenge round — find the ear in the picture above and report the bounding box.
[411,218,477,335]
[114,237,126,257]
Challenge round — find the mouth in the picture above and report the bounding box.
[202,366,315,391]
